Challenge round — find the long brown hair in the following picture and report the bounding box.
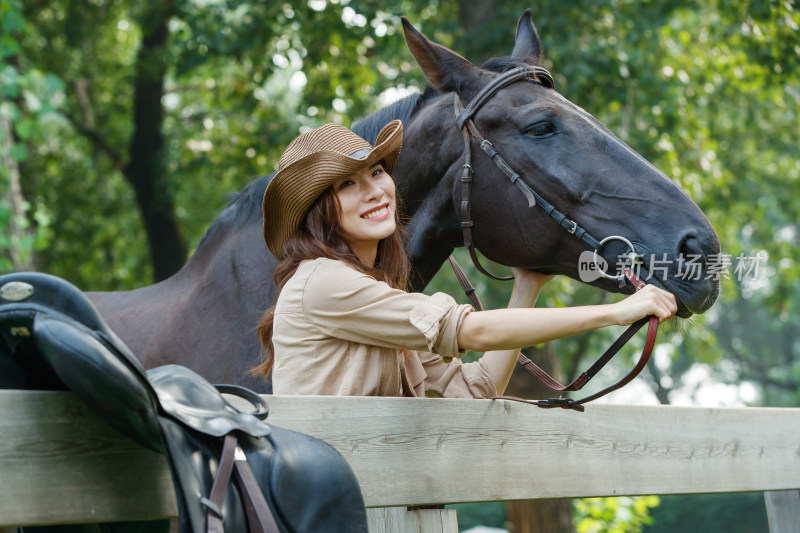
[251,185,410,380]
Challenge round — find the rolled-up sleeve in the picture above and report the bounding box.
[416,351,498,399]
[301,259,473,361]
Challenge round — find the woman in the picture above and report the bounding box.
[254,120,676,398]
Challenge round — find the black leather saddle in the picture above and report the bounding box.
[0,272,368,533]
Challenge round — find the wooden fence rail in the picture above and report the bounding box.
[1,391,799,531]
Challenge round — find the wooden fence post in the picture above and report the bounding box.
[367,507,458,533]
[764,490,800,533]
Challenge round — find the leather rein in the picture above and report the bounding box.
[448,66,659,412]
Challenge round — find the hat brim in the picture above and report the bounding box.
[262,120,403,258]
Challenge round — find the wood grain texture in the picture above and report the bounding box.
[0,391,175,526]
[412,508,459,533]
[263,395,800,507]
[366,507,458,533]
[2,391,800,526]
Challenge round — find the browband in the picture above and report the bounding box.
[455,66,554,130]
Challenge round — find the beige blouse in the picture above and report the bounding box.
[271,258,497,398]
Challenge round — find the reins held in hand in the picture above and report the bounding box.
[448,256,658,412]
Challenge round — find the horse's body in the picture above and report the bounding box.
[89,10,720,393]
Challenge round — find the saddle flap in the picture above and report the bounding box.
[148,365,271,438]
[33,313,163,452]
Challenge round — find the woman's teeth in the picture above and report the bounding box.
[362,206,388,219]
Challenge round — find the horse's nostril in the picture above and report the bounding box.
[679,235,705,261]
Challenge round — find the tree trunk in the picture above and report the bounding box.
[457,0,495,30]
[0,112,34,271]
[506,497,574,533]
[0,50,37,272]
[646,357,672,405]
[123,2,186,281]
[504,344,575,533]
[455,0,497,60]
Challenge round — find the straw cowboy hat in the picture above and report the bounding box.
[262,120,403,258]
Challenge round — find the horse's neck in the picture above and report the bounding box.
[394,97,464,290]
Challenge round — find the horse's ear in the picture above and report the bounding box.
[401,17,485,98]
[511,8,543,63]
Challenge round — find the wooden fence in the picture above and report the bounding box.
[1,391,799,532]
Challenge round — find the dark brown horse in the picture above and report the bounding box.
[88,10,720,393]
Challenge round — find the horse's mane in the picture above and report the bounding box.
[195,173,272,248]
[196,91,429,248]
[350,90,428,144]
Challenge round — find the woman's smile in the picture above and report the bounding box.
[361,203,390,221]
[334,163,397,266]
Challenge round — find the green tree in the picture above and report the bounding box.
[576,496,660,533]
[0,0,57,272]
[13,1,450,287]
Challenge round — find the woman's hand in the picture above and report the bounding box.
[611,285,678,325]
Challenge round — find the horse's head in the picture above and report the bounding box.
[399,10,720,317]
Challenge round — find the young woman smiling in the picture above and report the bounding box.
[254,120,676,397]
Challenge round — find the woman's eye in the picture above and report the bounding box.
[338,180,354,189]
[526,121,557,137]
[372,168,384,177]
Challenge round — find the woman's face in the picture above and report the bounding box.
[333,163,396,266]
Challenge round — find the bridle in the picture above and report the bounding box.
[448,65,660,411]
[453,66,604,281]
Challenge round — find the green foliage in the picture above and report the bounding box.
[13,0,463,287]
[0,0,59,272]
[9,0,154,287]
[575,496,660,533]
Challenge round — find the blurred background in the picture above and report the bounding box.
[1,0,798,531]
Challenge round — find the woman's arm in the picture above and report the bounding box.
[460,277,677,356]
[478,268,554,395]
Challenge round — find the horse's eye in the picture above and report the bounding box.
[526,121,557,138]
